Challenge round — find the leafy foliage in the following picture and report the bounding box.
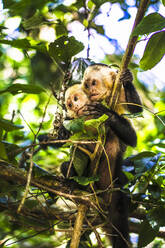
[133,12,165,70]
[0,83,45,95]
[139,31,165,70]
[133,13,165,35]
[49,36,84,68]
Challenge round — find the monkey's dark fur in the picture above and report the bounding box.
[88,103,137,247]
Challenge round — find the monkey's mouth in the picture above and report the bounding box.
[90,94,100,100]
[77,105,86,116]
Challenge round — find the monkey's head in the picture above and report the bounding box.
[82,64,117,102]
[65,84,90,118]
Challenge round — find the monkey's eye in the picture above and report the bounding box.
[68,103,72,108]
[84,83,89,89]
[74,96,78,101]
[92,80,96,86]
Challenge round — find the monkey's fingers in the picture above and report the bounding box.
[87,103,112,114]
[83,103,113,119]
[83,109,101,117]
[120,69,133,83]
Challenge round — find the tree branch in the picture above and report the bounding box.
[0,161,101,212]
[70,204,88,248]
[109,0,149,108]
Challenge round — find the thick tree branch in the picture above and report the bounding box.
[0,161,101,212]
[70,204,88,248]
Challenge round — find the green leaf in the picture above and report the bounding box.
[49,36,84,65]
[130,151,156,160]
[2,0,30,16]
[70,131,96,141]
[91,23,105,35]
[147,206,165,227]
[85,114,108,129]
[0,83,45,95]
[2,0,48,16]
[133,13,165,36]
[0,118,24,132]
[162,0,165,6]
[73,150,89,176]
[22,11,45,30]
[25,199,39,209]
[138,220,159,247]
[63,118,85,133]
[148,184,161,199]
[140,31,165,70]
[124,171,134,182]
[91,0,109,8]
[132,152,161,174]
[68,58,93,85]
[0,38,31,49]
[55,20,68,37]
[0,38,47,53]
[1,141,22,160]
[73,175,99,186]
[0,179,20,194]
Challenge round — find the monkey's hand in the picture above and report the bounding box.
[119,69,133,85]
[83,102,115,119]
[83,102,137,147]
[120,69,143,114]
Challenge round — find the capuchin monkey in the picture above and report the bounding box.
[82,63,142,114]
[80,64,142,247]
[64,79,141,247]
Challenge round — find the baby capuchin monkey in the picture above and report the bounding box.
[82,63,142,114]
[65,84,90,118]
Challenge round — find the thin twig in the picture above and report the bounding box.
[35,93,52,137]
[17,146,35,213]
[86,218,105,248]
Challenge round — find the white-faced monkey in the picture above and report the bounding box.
[64,70,142,247]
[82,63,142,114]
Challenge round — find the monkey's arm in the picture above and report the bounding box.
[120,69,143,114]
[84,103,137,147]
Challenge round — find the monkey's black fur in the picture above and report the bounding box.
[84,103,136,247]
[85,102,137,147]
[120,69,143,114]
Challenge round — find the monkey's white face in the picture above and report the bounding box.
[65,84,90,118]
[82,73,107,101]
[82,67,117,102]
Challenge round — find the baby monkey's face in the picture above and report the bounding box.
[65,84,90,118]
